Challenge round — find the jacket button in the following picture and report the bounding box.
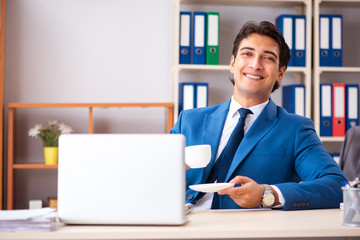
[306,202,310,207]
[292,202,297,208]
[301,202,306,207]
[187,194,194,200]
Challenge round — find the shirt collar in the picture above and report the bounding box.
[229,96,268,119]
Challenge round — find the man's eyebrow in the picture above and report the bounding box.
[240,47,255,51]
[264,50,278,59]
[240,47,278,59]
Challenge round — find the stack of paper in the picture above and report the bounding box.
[0,208,58,231]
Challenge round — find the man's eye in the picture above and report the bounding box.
[264,56,275,62]
[241,52,251,56]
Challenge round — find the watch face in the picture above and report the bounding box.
[263,193,275,206]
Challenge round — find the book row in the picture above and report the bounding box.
[320,83,358,137]
[179,82,208,113]
[179,13,343,67]
[179,82,359,138]
[179,12,219,65]
[276,14,306,67]
[282,83,359,137]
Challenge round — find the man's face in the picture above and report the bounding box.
[230,33,286,105]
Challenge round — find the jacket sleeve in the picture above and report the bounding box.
[275,118,346,210]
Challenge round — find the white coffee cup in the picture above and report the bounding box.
[185,144,211,168]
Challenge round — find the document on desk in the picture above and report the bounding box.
[0,208,58,231]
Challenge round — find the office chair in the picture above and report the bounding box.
[339,126,360,181]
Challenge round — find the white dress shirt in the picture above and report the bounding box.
[194,97,285,209]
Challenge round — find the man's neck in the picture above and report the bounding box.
[233,95,270,108]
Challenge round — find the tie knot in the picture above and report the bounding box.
[238,108,252,118]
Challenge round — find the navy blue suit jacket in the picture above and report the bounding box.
[171,99,346,210]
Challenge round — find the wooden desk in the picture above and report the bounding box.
[1,209,360,240]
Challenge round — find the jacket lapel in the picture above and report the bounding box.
[225,99,280,182]
[200,100,230,182]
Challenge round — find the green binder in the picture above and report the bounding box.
[206,12,219,65]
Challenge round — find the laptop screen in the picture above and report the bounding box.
[57,134,186,225]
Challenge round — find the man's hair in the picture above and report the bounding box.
[229,21,291,92]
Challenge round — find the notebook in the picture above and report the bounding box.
[57,134,186,225]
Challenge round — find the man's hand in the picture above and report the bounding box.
[217,176,270,208]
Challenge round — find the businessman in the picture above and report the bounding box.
[171,21,346,210]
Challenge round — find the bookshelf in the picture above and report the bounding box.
[313,0,360,148]
[0,0,5,210]
[171,0,312,121]
[7,103,174,210]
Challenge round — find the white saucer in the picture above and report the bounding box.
[189,183,235,192]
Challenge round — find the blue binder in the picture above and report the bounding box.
[192,12,206,64]
[195,83,209,108]
[276,15,294,67]
[294,15,306,67]
[330,15,343,66]
[320,84,333,136]
[319,15,331,66]
[345,84,359,131]
[282,84,305,116]
[179,12,192,64]
[179,82,196,114]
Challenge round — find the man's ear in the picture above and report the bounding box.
[230,55,235,74]
[277,66,286,83]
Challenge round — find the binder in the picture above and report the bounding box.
[320,84,333,136]
[196,83,209,108]
[206,12,219,65]
[276,15,294,67]
[330,15,343,66]
[345,84,359,131]
[179,82,196,113]
[294,15,306,67]
[319,15,331,66]
[179,12,192,64]
[332,83,346,137]
[192,12,206,64]
[282,84,305,116]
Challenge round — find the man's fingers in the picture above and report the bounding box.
[230,176,253,185]
[218,183,245,195]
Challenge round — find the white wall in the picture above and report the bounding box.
[4,0,172,209]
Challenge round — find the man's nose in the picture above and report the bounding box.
[249,57,263,70]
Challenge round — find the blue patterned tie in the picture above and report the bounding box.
[208,108,252,209]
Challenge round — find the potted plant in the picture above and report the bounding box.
[28,120,73,165]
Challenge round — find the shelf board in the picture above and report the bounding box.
[179,64,229,71]
[319,0,360,7]
[178,64,307,73]
[319,67,360,73]
[13,164,58,169]
[320,137,345,142]
[180,0,308,7]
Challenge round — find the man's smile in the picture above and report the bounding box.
[244,73,264,80]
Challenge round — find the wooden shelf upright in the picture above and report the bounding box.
[7,102,174,210]
[0,0,6,210]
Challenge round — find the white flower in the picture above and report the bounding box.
[28,124,42,137]
[48,120,58,126]
[28,121,74,146]
[59,123,74,134]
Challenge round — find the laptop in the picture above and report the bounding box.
[57,134,186,225]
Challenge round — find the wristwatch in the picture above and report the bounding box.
[261,184,275,208]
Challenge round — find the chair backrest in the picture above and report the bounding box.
[339,126,360,181]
